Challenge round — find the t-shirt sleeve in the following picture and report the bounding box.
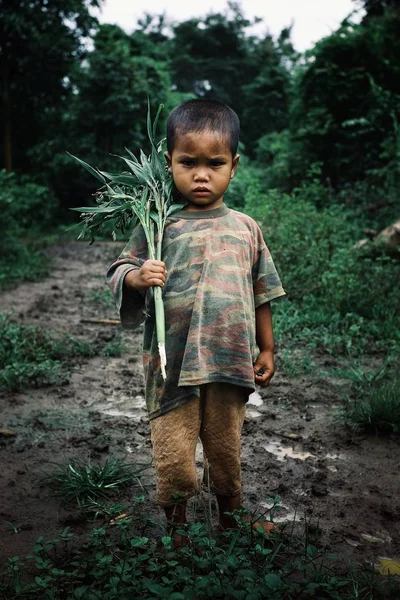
[252,226,286,308]
[105,225,149,328]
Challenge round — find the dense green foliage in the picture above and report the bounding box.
[1,494,396,599]
[0,171,56,288]
[245,181,400,357]
[2,1,400,209]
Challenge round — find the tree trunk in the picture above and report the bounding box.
[1,57,12,172]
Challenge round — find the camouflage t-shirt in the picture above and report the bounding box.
[106,204,285,420]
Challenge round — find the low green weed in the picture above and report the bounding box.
[84,286,115,310]
[278,348,314,377]
[101,333,127,357]
[42,458,151,515]
[339,372,400,434]
[0,502,395,599]
[0,313,95,392]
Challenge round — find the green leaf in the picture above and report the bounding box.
[66,152,106,184]
[264,573,282,590]
[149,211,159,224]
[130,536,149,547]
[71,203,133,214]
[97,170,115,180]
[117,156,149,185]
[146,100,164,149]
[73,586,89,599]
[124,148,140,163]
[107,175,138,187]
[167,203,186,217]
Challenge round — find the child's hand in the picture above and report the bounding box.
[253,350,275,387]
[125,260,167,291]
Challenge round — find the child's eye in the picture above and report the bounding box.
[181,160,194,167]
[210,161,224,167]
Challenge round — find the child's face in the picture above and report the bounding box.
[165,130,239,211]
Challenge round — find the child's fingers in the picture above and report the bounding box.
[143,262,167,277]
[147,260,167,272]
[254,367,274,386]
[150,278,165,287]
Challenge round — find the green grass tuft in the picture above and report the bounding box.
[0,313,96,392]
[340,376,400,434]
[42,458,151,513]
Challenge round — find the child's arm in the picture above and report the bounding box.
[253,302,275,387]
[124,260,167,292]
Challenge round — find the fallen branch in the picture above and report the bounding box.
[81,318,121,325]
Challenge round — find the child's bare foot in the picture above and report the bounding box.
[249,517,279,534]
[216,494,279,534]
[171,532,189,550]
[163,501,189,551]
[218,515,279,534]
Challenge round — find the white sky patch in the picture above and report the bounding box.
[94,0,364,52]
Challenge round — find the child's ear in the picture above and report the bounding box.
[164,151,172,173]
[230,154,240,179]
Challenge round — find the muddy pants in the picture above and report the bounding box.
[150,382,248,507]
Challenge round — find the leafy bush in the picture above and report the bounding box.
[0,170,57,231]
[0,170,58,289]
[245,183,400,355]
[224,148,259,211]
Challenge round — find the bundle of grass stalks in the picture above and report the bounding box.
[69,103,184,379]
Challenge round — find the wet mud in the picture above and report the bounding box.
[0,241,399,573]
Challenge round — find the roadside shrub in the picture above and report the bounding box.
[0,170,57,231]
[245,183,400,354]
[0,170,58,288]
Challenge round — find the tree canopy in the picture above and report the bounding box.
[1,0,399,216]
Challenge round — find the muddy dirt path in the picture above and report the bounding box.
[1,241,399,572]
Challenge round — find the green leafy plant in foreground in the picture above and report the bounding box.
[2,461,396,599]
[68,103,185,380]
[0,506,395,599]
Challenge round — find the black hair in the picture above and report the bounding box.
[166,98,240,156]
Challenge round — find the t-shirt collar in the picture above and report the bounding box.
[172,204,230,220]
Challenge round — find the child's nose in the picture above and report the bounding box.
[194,167,209,181]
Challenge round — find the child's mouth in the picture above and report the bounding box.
[192,188,211,196]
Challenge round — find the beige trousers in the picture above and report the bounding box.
[150,382,248,507]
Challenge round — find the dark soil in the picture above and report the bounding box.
[1,241,399,579]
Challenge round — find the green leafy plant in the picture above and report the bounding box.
[0,502,396,599]
[68,102,184,380]
[0,312,96,392]
[339,373,400,434]
[42,458,151,514]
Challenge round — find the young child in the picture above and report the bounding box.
[106,99,285,541]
